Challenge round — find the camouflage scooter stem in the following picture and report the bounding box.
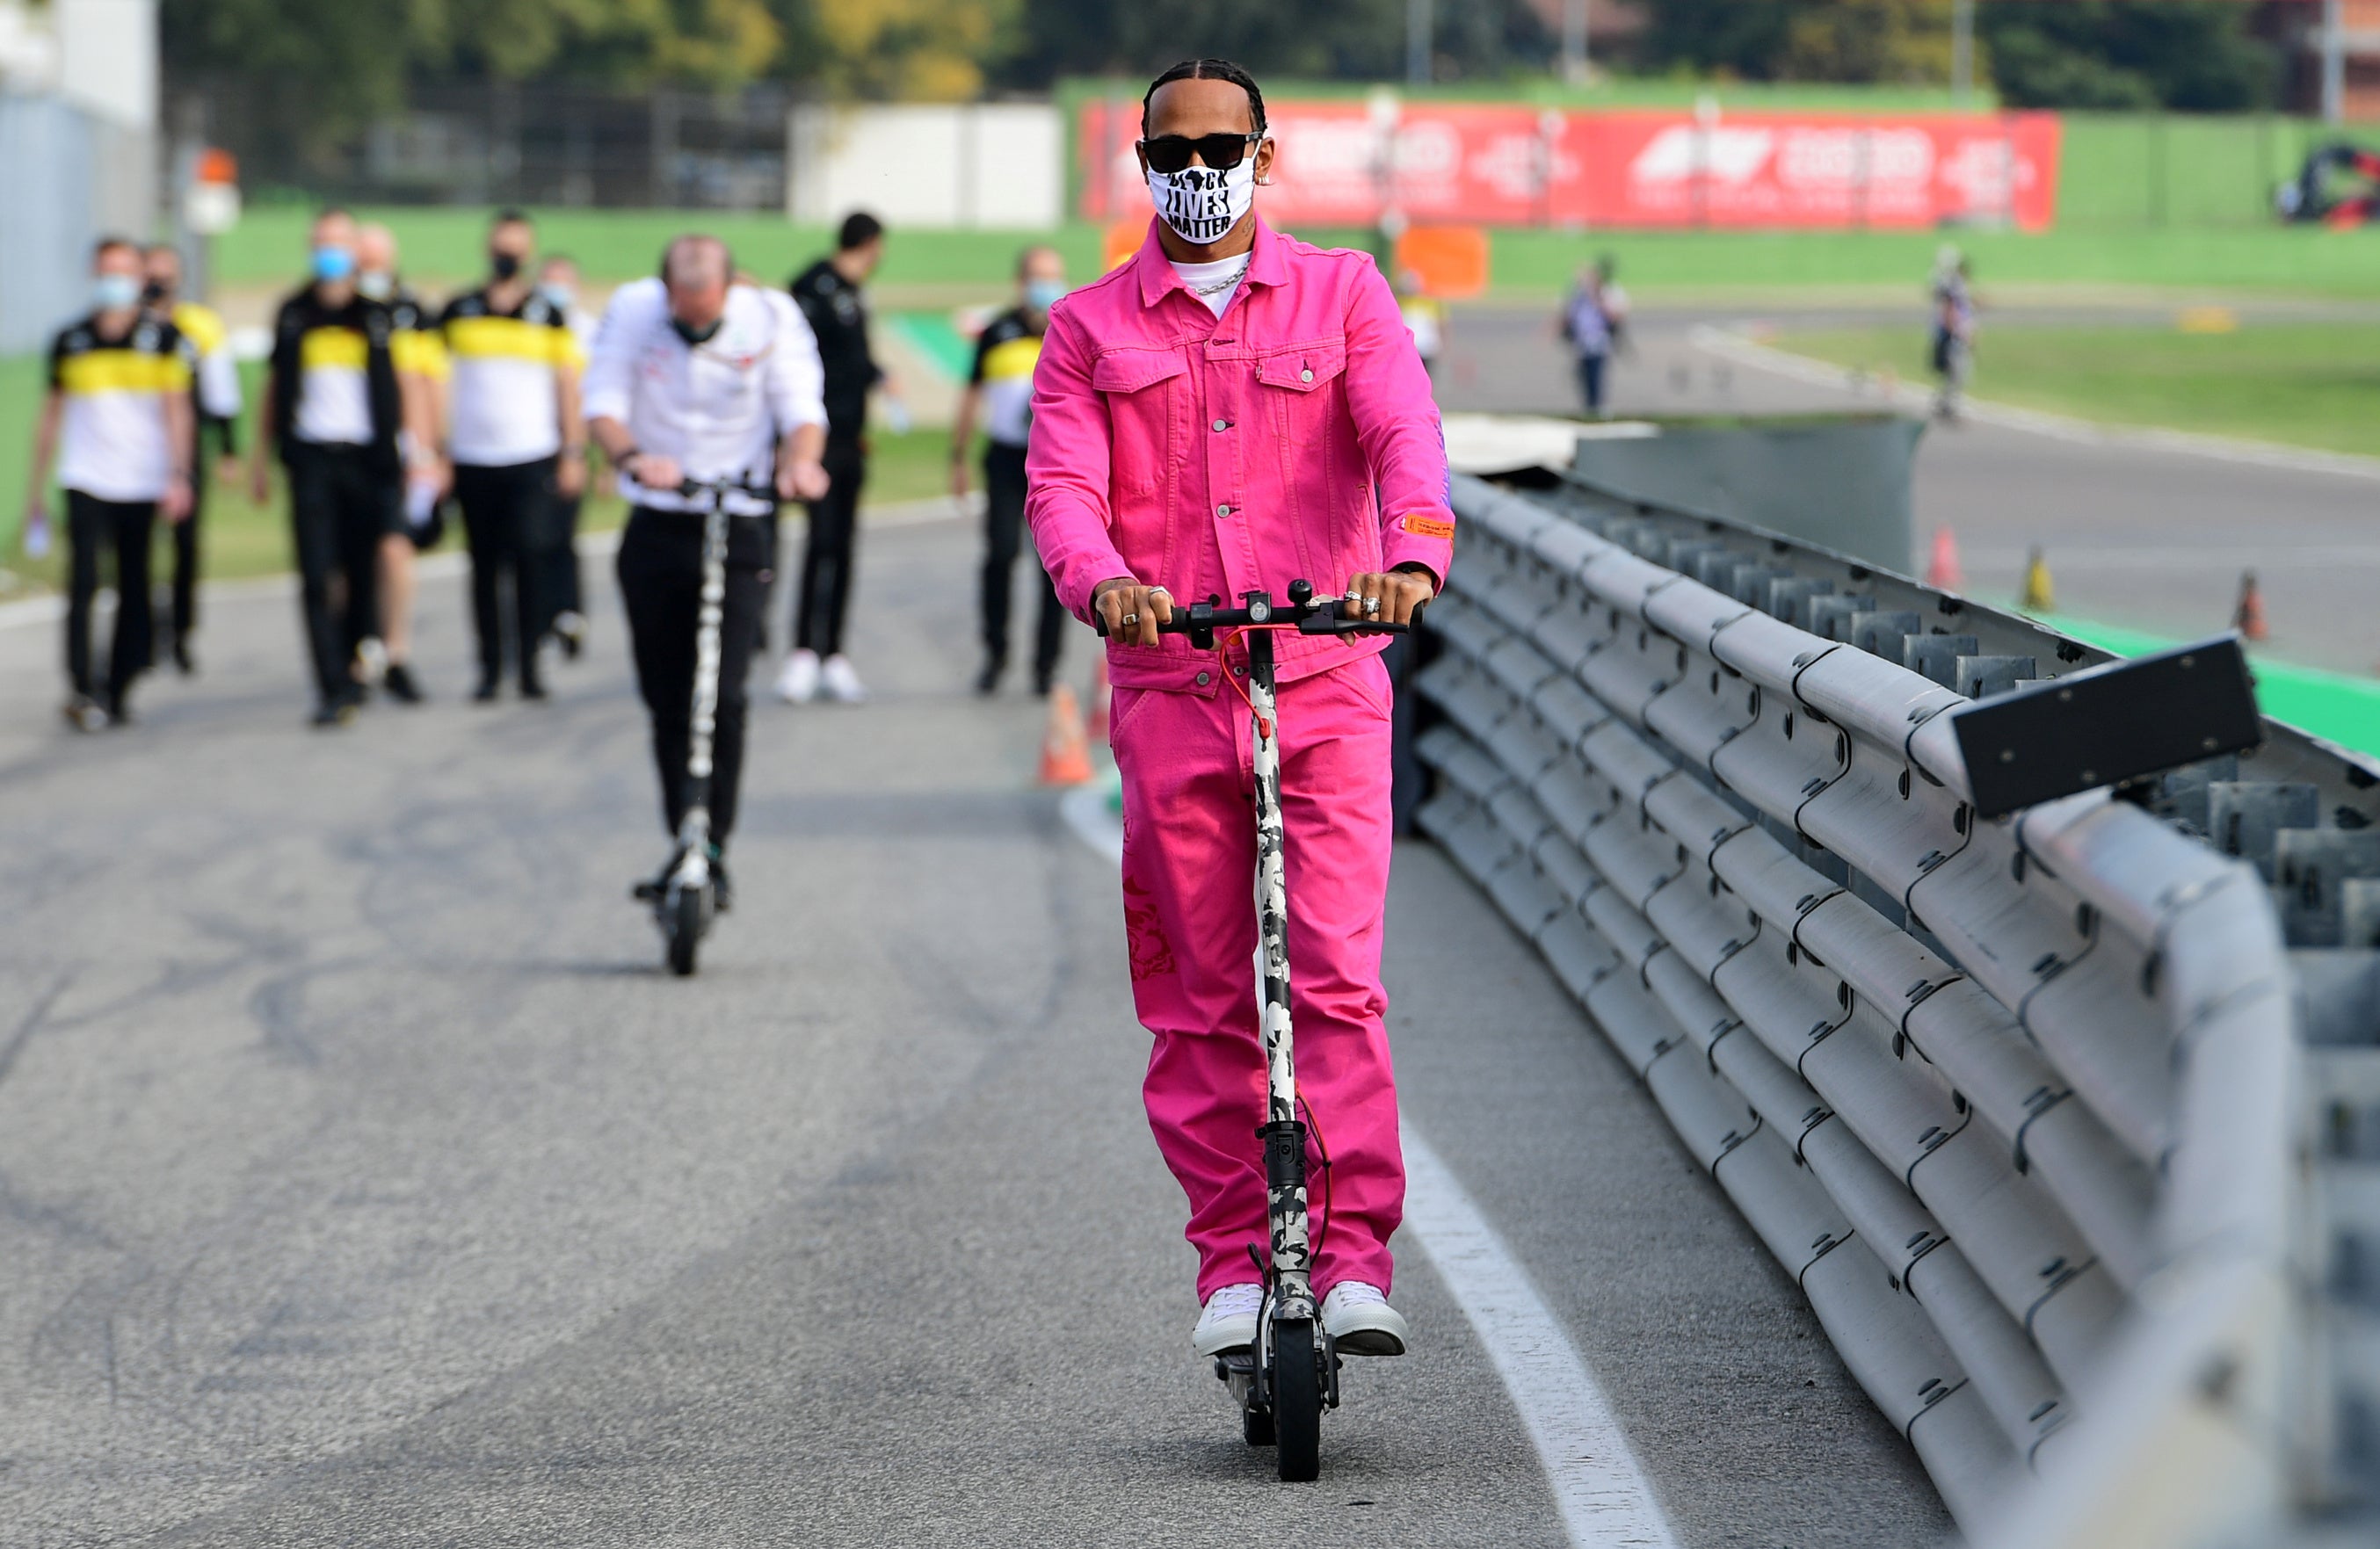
[1247,623,1316,1324]
[671,489,730,875]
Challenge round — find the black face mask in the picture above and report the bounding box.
[671,315,722,346]
[490,251,521,282]
[141,279,168,304]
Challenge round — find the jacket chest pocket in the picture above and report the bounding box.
[1252,343,1346,448]
[1092,350,1188,499]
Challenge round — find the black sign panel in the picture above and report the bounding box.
[1951,635,2264,819]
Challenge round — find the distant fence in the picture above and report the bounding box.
[0,89,149,355]
[1419,468,2377,1540]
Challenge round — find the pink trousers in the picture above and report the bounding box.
[1110,653,1405,1301]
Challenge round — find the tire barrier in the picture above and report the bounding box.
[1417,472,2380,1544]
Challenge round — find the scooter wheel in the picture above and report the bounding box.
[1243,1401,1274,1448]
[667,888,702,977]
[1270,1318,1321,1481]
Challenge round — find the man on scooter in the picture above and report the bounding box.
[584,235,829,901]
[1027,59,1451,1361]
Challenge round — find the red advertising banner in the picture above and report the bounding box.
[1078,101,2062,233]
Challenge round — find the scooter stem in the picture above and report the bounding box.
[1247,621,1316,1321]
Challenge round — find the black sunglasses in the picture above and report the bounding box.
[1139,133,1260,176]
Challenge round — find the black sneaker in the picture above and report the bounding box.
[1032,665,1056,698]
[311,697,359,728]
[974,659,1004,697]
[519,677,548,702]
[105,693,133,727]
[552,611,587,661]
[383,663,425,704]
[173,639,196,676]
[471,677,500,704]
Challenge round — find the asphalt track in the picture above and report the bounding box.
[1438,304,2380,677]
[0,516,1949,1545]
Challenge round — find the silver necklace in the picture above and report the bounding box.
[1187,255,1251,297]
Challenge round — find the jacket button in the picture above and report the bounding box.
[1195,670,1211,687]
[1300,368,1314,383]
[1213,418,1228,431]
[1216,503,1231,518]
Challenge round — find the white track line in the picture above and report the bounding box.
[1058,785,1677,1547]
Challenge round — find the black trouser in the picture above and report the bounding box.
[533,490,584,641]
[168,467,204,651]
[287,443,392,706]
[617,505,770,844]
[64,490,156,707]
[792,436,867,657]
[454,457,555,690]
[1575,352,1608,415]
[979,442,1064,681]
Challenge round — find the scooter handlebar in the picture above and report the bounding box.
[1092,593,1419,641]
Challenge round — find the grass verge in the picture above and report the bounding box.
[1768,322,2380,460]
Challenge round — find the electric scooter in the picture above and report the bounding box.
[1101,579,1413,1481]
[635,474,768,977]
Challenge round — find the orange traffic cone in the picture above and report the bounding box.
[1087,655,1113,743]
[1925,525,1963,591]
[2019,546,2054,614]
[2233,569,2268,642]
[1040,684,1094,785]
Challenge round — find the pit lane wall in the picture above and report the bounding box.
[1417,472,2379,1543]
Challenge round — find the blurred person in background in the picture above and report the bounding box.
[1559,255,1627,420]
[22,237,194,729]
[584,235,828,901]
[1931,245,1975,423]
[534,253,598,659]
[954,244,1070,697]
[253,207,401,727]
[1027,57,1448,1363]
[142,242,241,676]
[778,211,896,705]
[355,222,446,703]
[1393,269,1444,386]
[439,210,585,702]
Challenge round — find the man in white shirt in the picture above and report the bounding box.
[583,235,829,891]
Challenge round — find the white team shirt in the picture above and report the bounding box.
[581,279,826,518]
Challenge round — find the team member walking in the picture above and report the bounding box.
[777,212,893,705]
[354,223,446,703]
[584,236,828,893]
[1027,60,1449,1360]
[439,211,585,701]
[954,245,1070,696]
[1559,255,1627,419]
[253,208,403,727]
[1930,245,1975,423]
[533,253,599,659]
[141,242,241,675]
[22,237,195,728]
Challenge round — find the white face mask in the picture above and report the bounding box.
[1147,160,1255,247]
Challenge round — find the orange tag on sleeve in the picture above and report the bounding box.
[1400,513,1455,540]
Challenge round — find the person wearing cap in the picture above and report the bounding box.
[141,242,241,675]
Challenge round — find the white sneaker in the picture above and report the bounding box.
[819,653,868,704]
[1192,1283,1264,1357]
[1321,1282,1409,1357]
[775,648,821,704]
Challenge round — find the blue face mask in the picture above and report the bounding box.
[92,274,141,311]
[1024,279,1066,312]
[312,246,355,283]
[539,282,577,311]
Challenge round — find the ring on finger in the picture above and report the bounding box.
[1122,612,1138,627]
[1364,595,1381,614]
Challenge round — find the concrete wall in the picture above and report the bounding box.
[0,91,97,354]
[787,103,1061,229]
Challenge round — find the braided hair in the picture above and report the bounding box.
[1141,59,1267,139]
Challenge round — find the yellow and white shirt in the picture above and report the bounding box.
[171,300,243,423]
[439,287,584,467]
[967,306,1043,449]
[48,313,190,502]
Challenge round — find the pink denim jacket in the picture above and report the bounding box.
[1026,218,1455,693]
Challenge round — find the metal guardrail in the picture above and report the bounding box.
[1416,472,2379,1543]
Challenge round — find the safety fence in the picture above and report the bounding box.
[1415,472,2378,1543]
